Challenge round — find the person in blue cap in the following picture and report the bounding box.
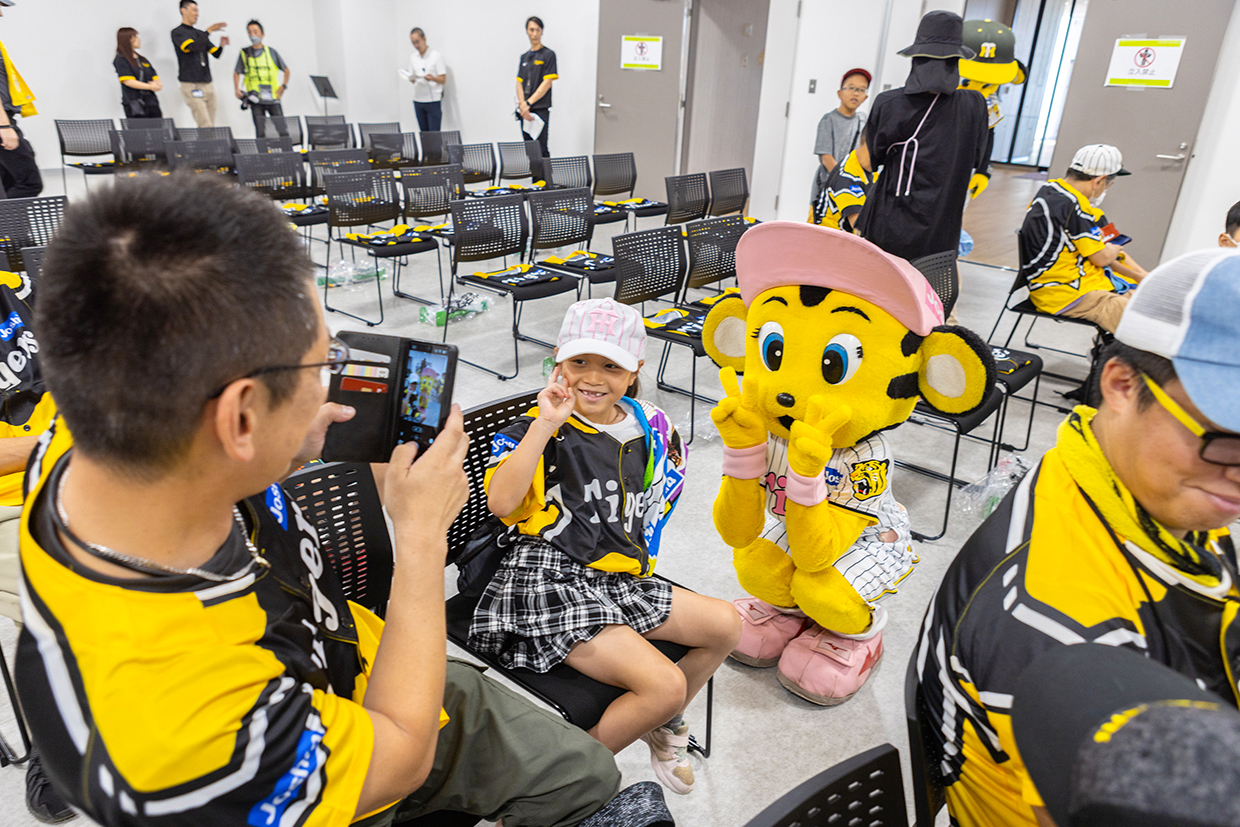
[912,247,1240,827]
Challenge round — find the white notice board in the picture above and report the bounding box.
[1105,38,1186,87]
[621,36,663,71]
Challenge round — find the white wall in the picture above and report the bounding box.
[5,1,325,165]
[390,0,599,157]
[1162,0,1240,258]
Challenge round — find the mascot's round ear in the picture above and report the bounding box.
[917,325,997,416]
[703,296,749,374]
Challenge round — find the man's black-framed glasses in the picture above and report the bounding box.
[208,337,351,399]
[1141,371,1240,467]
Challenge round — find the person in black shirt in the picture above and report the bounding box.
[0,0,42,198]
[113,28,163,119]
[854,10,989,264]
[170,0,228,127]
[516,15,557,164]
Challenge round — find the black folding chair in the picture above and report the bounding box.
[497,140,533,181]
[546,155,591,190]
[664,173,710,226]
[307,122,355,151]
[356,121,400,148]
[20,246,44,304]
[176,126,236,151]
[0,197,66,273]
[307,148,372,196]
[234,136,295,154]
[741,744,906,827]
[235,152,326,253]
[526,187,613,294]
[444,390,713,757]
[54,119,119,191]
[447,143,496,185]
[284,463,394,619]
[305,114,351,147]
[370,132,420,169]
[111,127,168,171]
[120,117,175,137]
[707,168,749,216]
[594,151,668,229]
[420,130,461,166]
[906,653,946,827]
[268,115,303,147]
[165,139,235,174]
[612,225,710,441]
[450,195,578,380]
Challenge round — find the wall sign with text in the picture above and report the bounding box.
[1105,38,1186,88]
[621,36,663,71]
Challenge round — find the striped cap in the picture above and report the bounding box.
[556,298,646,371]
[1069,144,1130,177]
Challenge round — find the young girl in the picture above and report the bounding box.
[469,298,741,795]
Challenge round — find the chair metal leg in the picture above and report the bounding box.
[391,256,440,306]
[687,676,713,759]
[455,291,520,381]
[323,241,384,327]
[0,645,31,767]
[512,300,557,350]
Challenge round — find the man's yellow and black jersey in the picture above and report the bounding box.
[1019,179,1116,315]
[913,446,1240,827]
[516,46,557,110]
[15,421,437,826]
[811,149,876,231]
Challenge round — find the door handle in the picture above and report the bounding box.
[598,95,611,109]
[1156,153,1186,161]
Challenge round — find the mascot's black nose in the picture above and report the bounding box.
[777,393,795,408]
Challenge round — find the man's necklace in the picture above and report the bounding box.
[54,468,270,582]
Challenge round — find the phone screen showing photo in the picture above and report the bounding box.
[395,342,455,449]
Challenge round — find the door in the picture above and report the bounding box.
[1047,0,1233,263]
[595,0,690,198]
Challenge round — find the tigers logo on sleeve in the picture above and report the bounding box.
[849,459,889,501]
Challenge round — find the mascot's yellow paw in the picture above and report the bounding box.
[735,538,796,608]
[790,567,873,636]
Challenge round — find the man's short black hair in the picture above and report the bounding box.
[1088,339,1177,409]
[247,19,263,33]
[526,15,544,30]
[1226,200,1240,237]
[1066,169,1118,185]
[38,174,318,478]
[410,27,425,37]
[179,0,197,10]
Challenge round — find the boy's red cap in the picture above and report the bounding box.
[840,68,871,87]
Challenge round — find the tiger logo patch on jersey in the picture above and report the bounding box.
[850,459,889,501]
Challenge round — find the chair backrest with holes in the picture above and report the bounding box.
[371,132,419,169]
[686,216,750,293]
[0,197,66,273]
[612,225,687,305]
[446,391,541,564]
[528,187,594,255]
[283,463,393,618]
[236,151,314,201]
[909,250,959,318]
[307,122,355,151]
[498,141,532,181]
[420,130,461,166]
[304,114,346,126]
[592,152,637,199]
[665,173,710,225]
[166,139,235,173]
[20,246,44,302]
[268,115,303,146]
[447,143,496,185]
[325,169,402,230]
[547,156,592,191]
[235,136,295,155]
[307,148,372,194]
[55,119,115,158]
[401,164,464,221]
[357,122,400,148]
[120,117,176,138]
[449,194,528,268]
[741,744,907,827]
[708,168,749,216]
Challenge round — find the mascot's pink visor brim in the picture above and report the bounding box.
[735,222,945,336]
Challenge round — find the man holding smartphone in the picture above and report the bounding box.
[14,175,629,827]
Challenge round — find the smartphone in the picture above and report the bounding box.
[395,339,457,453]
[1109,234,1132,246]
[322,332,458,463]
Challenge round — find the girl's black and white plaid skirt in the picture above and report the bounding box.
[467,535,673,673]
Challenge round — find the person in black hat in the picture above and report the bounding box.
[1013,644,1240,827]
[958,19,1027,200]
[854,10,989,264]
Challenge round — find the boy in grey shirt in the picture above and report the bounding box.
[810,68,870,207]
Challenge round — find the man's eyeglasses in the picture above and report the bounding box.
[842,86,869,94]
[1141,371,1240,466]
[207,337,351,400]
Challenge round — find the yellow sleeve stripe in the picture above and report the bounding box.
[516,76,524,82]
[151,75,159,81]
[117,76,136,83]
[179,38,195,52]
[545,73,559,80]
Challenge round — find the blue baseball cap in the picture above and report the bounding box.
[1115,248,1240,432]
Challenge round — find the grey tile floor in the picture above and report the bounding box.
[0,170,1105,826]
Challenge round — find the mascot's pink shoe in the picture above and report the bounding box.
[776,606,887,705]
[729,597,811,667]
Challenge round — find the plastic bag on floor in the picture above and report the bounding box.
[317,259,386,288]
[959,229,974,257]
[419,292,491,327]
[957,456,1031,523]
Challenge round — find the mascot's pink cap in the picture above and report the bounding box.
[735,222,945,336]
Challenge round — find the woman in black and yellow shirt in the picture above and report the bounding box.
[113,27,162,119]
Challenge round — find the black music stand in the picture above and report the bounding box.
[309,75,338,117]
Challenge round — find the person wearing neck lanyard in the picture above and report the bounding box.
[233,19,290,138]
[516,16,557,166]
[912,248,1240,827]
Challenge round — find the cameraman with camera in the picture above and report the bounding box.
[234,19,289,138]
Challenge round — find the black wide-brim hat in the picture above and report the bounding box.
[897,10,976,60]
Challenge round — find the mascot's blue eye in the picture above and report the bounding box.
[822,334,863,384]
[758,321,784,371]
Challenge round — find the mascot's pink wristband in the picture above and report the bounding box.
[721,444,766,479]
[785,468,828,507]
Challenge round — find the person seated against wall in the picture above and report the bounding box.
[1019,144,1148,333]
[912,247,1240,827]
[1219,198,1240,247]
[13,174,645,827]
